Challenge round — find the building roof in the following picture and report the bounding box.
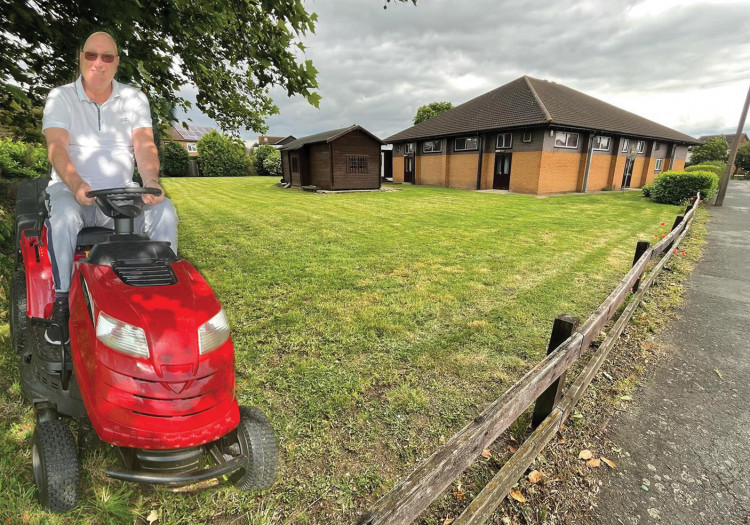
[165,125,215,141]
[258,135,289,145]
[698,133,749,147]
[386,76,699,145]
[281,125,384,151]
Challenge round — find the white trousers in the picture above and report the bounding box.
[45,182,179,292]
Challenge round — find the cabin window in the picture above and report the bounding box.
[454,137,478,152]
[291,156,299,172]
[422,140,442,153]
[496,133,513,149]
[637,140,645,153]
[592,136,610,151]
[347,155,368,173]
[522,132,532,143]
[554,131,579,149]
[621,139,630,153]
[187,143,197,153]
[405,143,414,154]
[655,158,663,172]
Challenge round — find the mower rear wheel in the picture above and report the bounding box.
[230,406,278,491]
[32,419,80,512]
[11,270,28,355]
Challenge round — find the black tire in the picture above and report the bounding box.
[32,419,80,512]
[11,270,28,355]
[229,406,278,491]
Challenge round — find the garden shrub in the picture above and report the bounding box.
[641,184,652,198]
[261,148,282,178]
[254,144,278,176]
[197,131,249,177]
[648,170,718,205]
[162,140,189,177]
[686,163,724,178]
[0,138,48,178]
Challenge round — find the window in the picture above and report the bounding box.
[522,132,532,143]
[636,141,645,153]
[346,155,368,173]
[592,136,610,151]
[496,133,513,149]
[291,156,299,172]
[187,143,197,153]
[655,142,661,151]
[422,140,442,153]
[655,158,663,172]
[554,131,579,149]
[405,143,414,154]
[621,139,630,153]
[396,144,401,152]
[454,136,478,151]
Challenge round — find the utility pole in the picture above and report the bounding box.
[716,84,750,207]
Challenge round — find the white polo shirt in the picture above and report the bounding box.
[42,76,153,189]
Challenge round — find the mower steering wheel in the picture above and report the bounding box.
[86,187,162,220]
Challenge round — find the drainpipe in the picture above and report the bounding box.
[582,133,594,193]
[475,136,484,190]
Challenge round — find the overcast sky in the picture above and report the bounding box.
[179,0,750,143]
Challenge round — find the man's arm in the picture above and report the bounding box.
[44,127,95,205]
[133,126,164,205]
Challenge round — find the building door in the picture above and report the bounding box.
[493,153,512,190]
[291,153,301,185]
[621,157,634,188]
[404,155,414,183]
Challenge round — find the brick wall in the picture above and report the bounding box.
[418,155,447,186]
[609,154,627,189]
[630,157,646,188]
[447,154,479,189]
[538,151,583,194]
[509,151,542,193]
[587,154,613,191]
[672,159,686,171]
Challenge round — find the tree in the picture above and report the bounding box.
[1,1,415,138]
[197,131,248,177]
[690,137,729,165]
[162,141,189,177]
[254,144,279,176]
[262,148,282,178]
[734,142,750,173]
[413,102,454,125]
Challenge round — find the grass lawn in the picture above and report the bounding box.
[0,177,685,524]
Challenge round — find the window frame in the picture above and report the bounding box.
[655,158,663,172]
[522,131,532,143]
[554,131,580,149]
[496,133,513,149]
[346,155,368,174]
[291,156,299,173]
[186,143,197,153]
[454,136,479,152]
[422,140,442,154]
[404,143,414,154]
[621,139,630,153]
[636,140,645,153]
[592,136,610,151]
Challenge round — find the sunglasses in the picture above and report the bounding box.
[83,51,118,63]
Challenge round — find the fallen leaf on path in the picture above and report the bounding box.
[715,369,724,380]
[578,449,593,460]
[601,457,617,469]
[509,489,526,503]
[528,470,542,483]
[508,445,517,453]
[572,412,583,419]
[620,395,633,401]
[146,510,159,524]
[586,458,601,468]
[509,436,518,444]
[480,449,491,459]
[443,519,454,525]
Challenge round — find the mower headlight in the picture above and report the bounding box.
[96,312,149,358]
[198,308,230,355]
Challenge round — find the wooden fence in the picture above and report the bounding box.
[357,195,702,525]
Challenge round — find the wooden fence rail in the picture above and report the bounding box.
[358,195,701,525]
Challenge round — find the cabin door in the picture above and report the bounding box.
[621,157,634,188]
[404,155,414,183]
[493,153,512,190]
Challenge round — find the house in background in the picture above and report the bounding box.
[280,125,383,190]
[386,76,700,195]
[164,125,215,157]
[689,133,749,167]
[258,135,296,147]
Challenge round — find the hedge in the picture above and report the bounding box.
[647,170,718,205]
[162,140,190,177]
[196,131,250,177]
[0,138,48,178]
[685,163,724,179]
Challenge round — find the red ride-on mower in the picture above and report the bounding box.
[11,181,277,512]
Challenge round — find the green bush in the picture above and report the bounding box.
[262,148,282,178]
[254,144,279,176]
[0,138,48,178]
[648,170,718,205]
[641,184,652,198]
[197,131,249,177]
[686,163,724,178]
[162,141,189,177]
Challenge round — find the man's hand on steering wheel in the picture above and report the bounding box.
[141,179,165,205]
[73,179,95,206]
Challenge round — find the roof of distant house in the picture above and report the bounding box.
[386,76,699,144]
[281,125,384,151]
[698,133,750,147]
[166,125,215,141]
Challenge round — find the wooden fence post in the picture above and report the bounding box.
[631,240,650,292]
[671,215,684,232]
[531,315,579,428]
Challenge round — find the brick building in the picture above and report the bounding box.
[386,76,700,194]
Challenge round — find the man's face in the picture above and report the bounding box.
[80,34,119,90]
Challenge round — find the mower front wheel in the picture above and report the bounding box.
[32,419,80,512]
[11,270,28,355]
[229,406,278,491]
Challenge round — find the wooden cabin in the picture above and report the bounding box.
[280,125,384,190]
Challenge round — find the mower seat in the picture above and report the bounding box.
[15,176,50,245]
[76,227,115,247]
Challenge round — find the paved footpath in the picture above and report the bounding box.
[595,180,750,525]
